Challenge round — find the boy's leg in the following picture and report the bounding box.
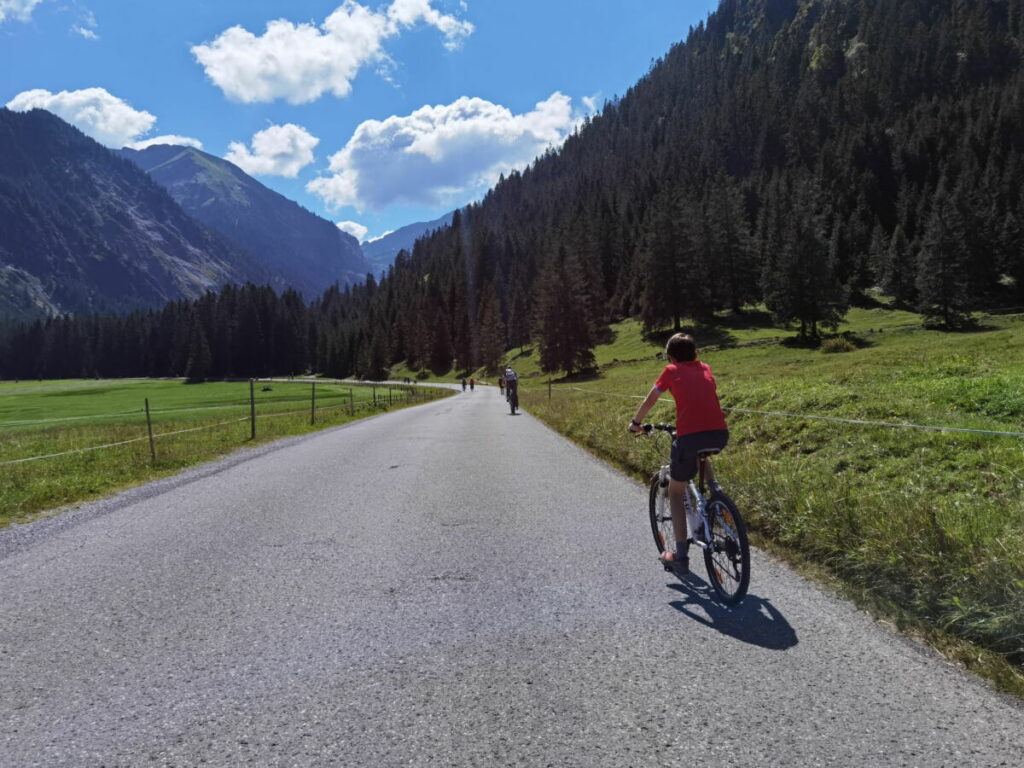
[668,479,690,566]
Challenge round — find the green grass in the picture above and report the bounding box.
[1,378,450,526]
[521,311,1024,696]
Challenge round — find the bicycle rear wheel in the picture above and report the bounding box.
[702,491,750,605]
[648,473,672,558]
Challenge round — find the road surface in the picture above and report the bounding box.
[1,385,1022,766]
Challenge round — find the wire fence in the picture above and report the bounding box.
[561,386,1024,439]
[0,380,445,467]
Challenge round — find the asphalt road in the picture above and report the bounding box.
[2,386,1022,767]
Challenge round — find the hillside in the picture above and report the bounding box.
[290,0,1024,378]
[0,108,265,320]
[120,145,371,298]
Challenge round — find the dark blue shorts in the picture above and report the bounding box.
[670,429,729,482]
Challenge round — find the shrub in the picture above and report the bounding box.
[821,337,857,354]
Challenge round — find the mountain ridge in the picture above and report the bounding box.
[0,108,267,320]
[361,211,454,276]
[119,145,371,298]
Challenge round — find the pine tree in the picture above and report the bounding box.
[879,225,916,307]
[534,247,596,375]
[761,179,848,338]
[477,282,506,374]
[184,314,212,383]
[917,188,972,328]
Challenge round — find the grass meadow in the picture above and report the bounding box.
[513,309,1024,695]
[0,378,448,526]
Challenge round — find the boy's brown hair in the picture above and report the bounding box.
[665,333,697,362]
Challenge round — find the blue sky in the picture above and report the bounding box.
[1,0,719,241]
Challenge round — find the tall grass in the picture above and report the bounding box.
[521,314,1024,693]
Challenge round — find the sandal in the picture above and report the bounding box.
[659,550,689,575]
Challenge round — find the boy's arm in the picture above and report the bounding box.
[627,386,664,432]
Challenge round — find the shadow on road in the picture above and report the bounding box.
[665,579,798,651]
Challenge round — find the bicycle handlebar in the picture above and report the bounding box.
[640,422,675,435]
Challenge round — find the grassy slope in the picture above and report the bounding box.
[516,309,1024,695]
[1,379,447,526]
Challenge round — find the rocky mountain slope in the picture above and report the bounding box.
[120,145,370,298]
[361,212,453,276]
[0,108,265,320]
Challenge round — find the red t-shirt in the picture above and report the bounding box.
[654,361,727,436]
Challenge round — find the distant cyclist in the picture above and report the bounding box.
[504,367,520,414]
[504,367,517,401]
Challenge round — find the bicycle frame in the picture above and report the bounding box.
[656,450,722,552]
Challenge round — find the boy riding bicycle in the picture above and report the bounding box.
[627,333,729,575]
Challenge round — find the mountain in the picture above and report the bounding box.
[361,212,454,276]
[120,145,371,298]
[0,108,265,320]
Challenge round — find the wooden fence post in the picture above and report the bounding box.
[311,381,316,425]
[349,387,355,415]
[144,397,156,463]
[249,379,256,439]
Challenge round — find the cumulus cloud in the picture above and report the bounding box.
[225,123,319,178]
[337,221,368,241]
[191,0,473,104]
[6,87,157,147]
[307,92,574,210]
[127,135,204,150]
[0,0,43,24]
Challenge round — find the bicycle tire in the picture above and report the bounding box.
[509,392,518,415]
[648,473,672,557]
[702,491,750,605]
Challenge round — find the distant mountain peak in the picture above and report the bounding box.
[360,211,455,276]
[120,144,371,296]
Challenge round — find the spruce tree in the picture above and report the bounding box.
[916,188,972,328]
[184,314,212,383]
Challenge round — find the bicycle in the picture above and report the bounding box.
[507,382,519,415]
[642,423,750,605]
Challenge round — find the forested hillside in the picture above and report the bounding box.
[3,0,1023,379]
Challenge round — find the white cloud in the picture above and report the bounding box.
[71,8,98,39]
[6,87,156,147]
[191,0,473,104]
[128,135,204,150]
[225,123,319,178]
[367,229,394,242]
[307,92,574,210]
[386,0,473,51]
[0,0,43,24]
[337,221,368,241]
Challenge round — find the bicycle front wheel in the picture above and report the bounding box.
[648,473,672,558]
[702,491,750,605]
